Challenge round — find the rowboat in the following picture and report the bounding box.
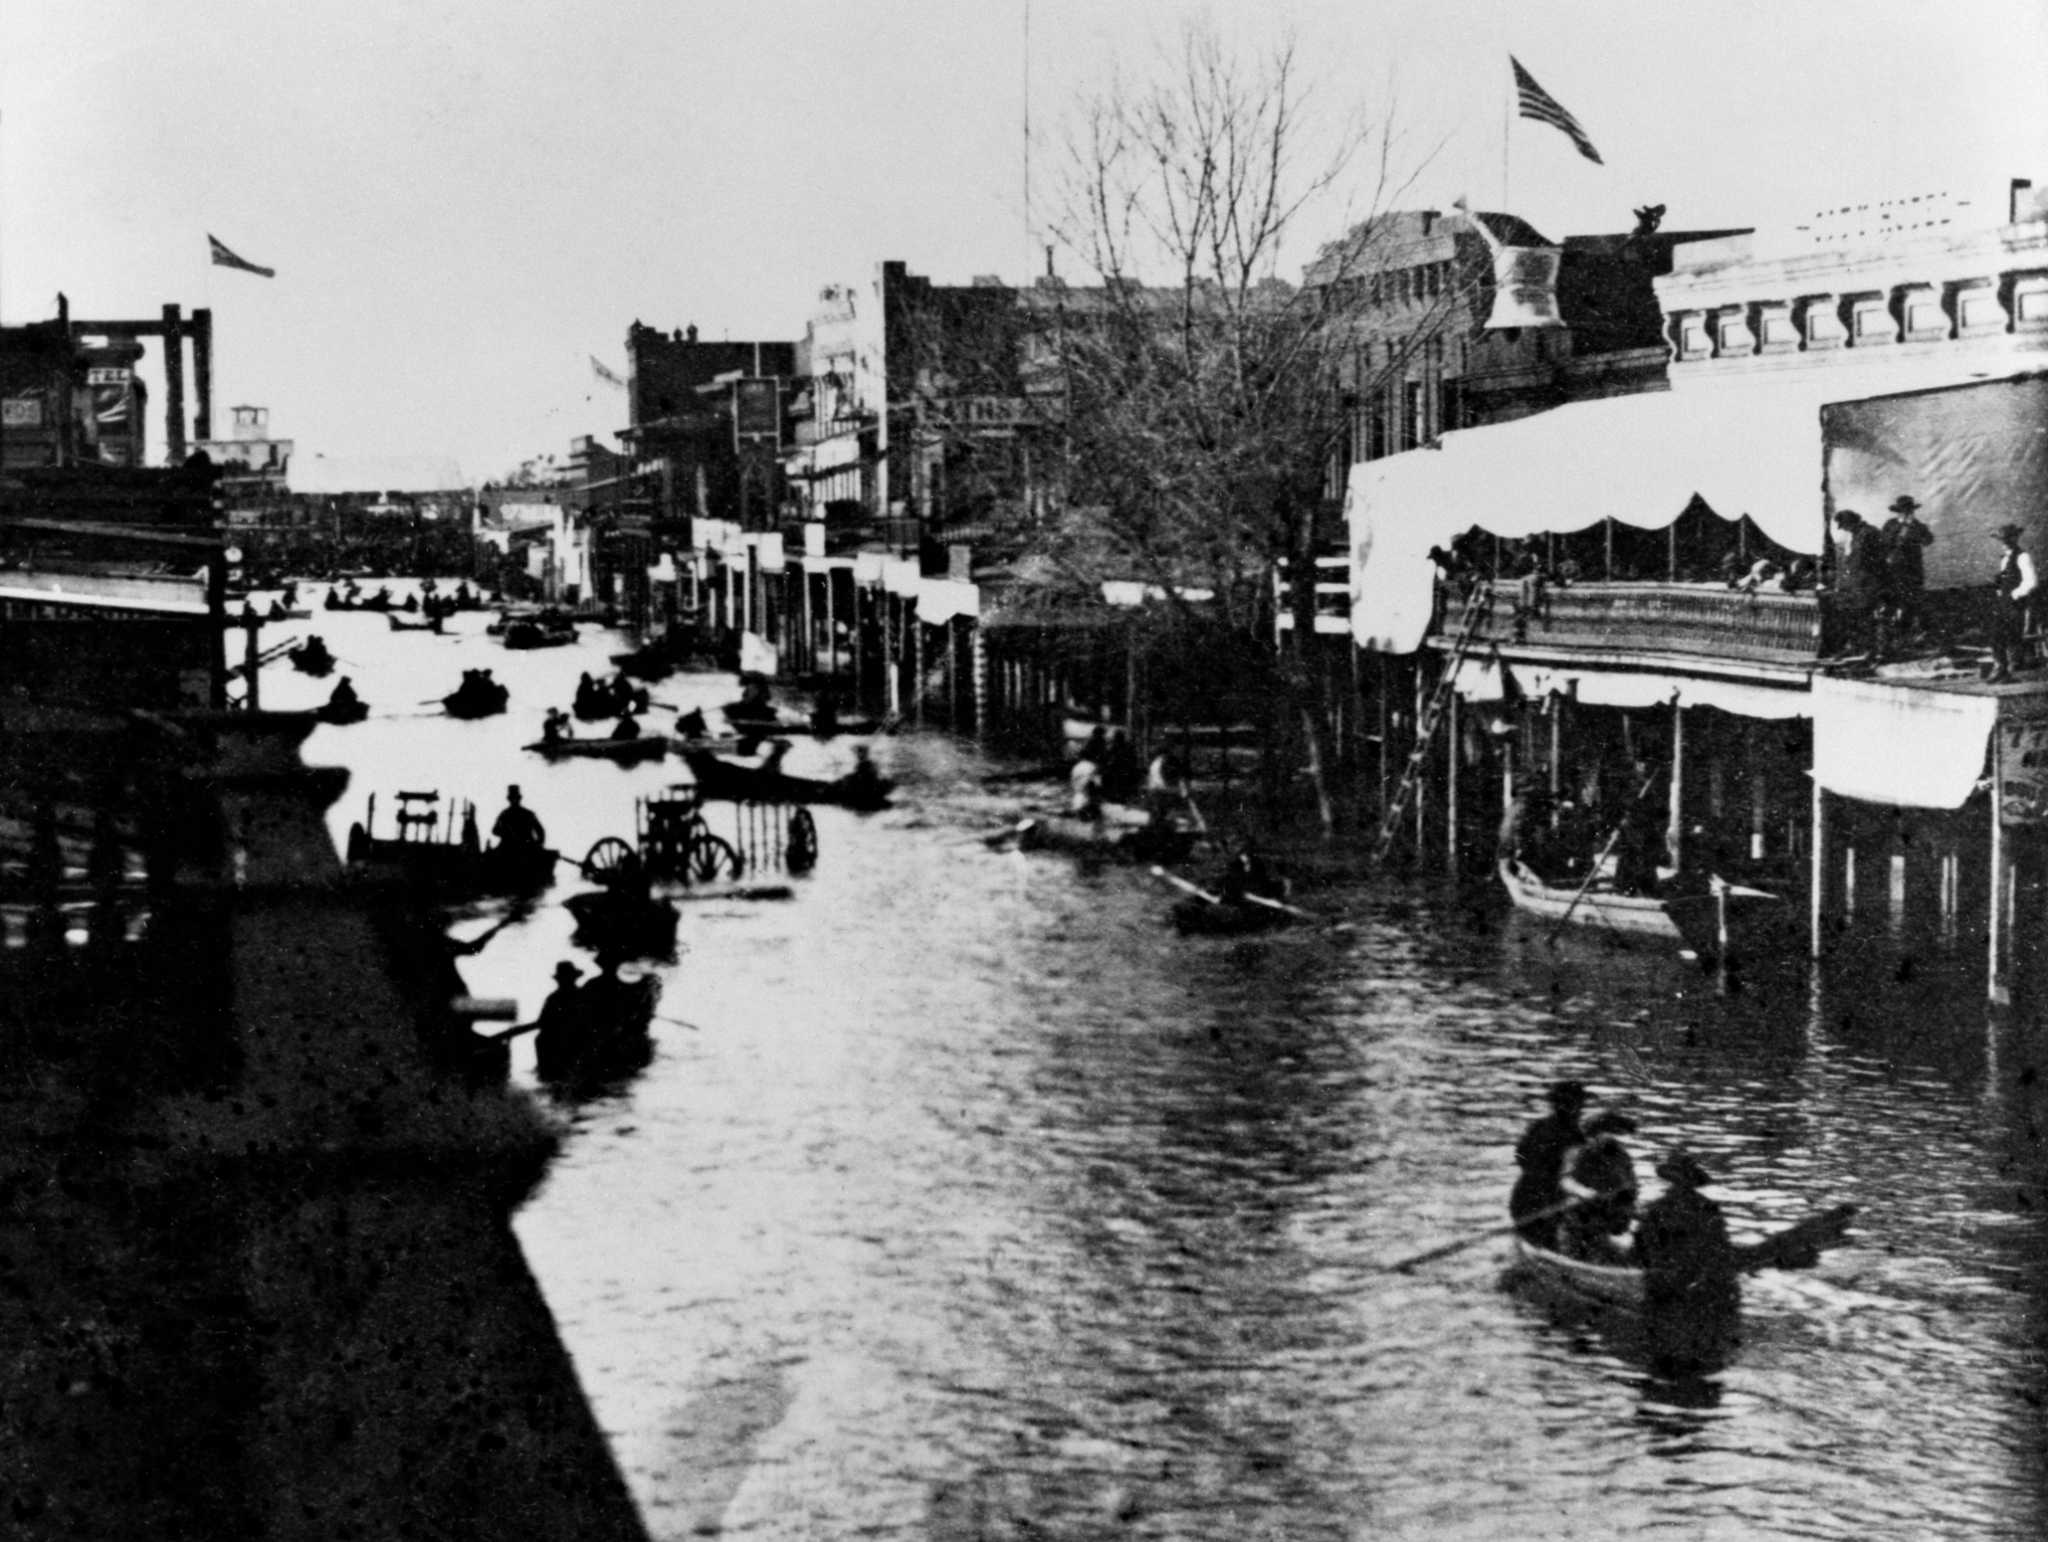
[502,619,577,650]
[289,642,336,677]
[1009,813,1194,864]
[443,682,509,718]
[535,974,662,1086]
[316,697,370,725]
[522,735,668,766]
[562,889,680,957]
[1497,859,1782,962]
[1511,1202,1857,1311]
[679,747,893,810]
[1170,895,1294,935]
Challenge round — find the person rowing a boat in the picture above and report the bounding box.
[1216,842,1285,907]
[842,744,883,803]
[491,785,546,852]
[1634,1151,1738,1311]
[542,707,572,746]
[532,960,590,1078]
[610,705,643,741]
[1510,1080,1589,1248]
[578,948,641,1030]
[1556,1110,1640,1265]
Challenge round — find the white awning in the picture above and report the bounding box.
[917,576,980,622]
[1351,360,2048,657]
[1350,385,1832,655]
[1812,676,1995,808]
[1451,657,1811,719]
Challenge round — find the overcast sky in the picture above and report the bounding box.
[6,0,2045,483]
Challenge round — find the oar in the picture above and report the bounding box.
[1150,865,1221,904]
[1240,890,1325,923]
[652,1013,702,1032]
[1549,770,1662,939]
[981,818,1037,850]
[1381,1188,1632,1274]
[475,1019,540,1044]
[1150,866,1324,924]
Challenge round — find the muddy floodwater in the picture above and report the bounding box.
[275,588,2046,1540]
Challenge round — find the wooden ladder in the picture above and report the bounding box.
[1372,585,1496,864]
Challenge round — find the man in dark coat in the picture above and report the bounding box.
[1828,509,1885,659]
[1879,494,1935,644]
[1557,1111,1639,1265]
[1509,1080,1589,1248]
[491,785,545,850]
[1634,1151,1737,1311]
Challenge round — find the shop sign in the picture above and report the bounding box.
[1999,710,2048,825]
[3,396,43,427]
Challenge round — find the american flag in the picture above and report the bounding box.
[1511,57,1603,166]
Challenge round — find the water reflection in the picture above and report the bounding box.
[274,583,2047,1541]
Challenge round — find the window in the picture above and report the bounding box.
[1403,382,1426,449]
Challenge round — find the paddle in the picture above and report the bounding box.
[1382,1188,1632,1274]
[652,1013,702,1033]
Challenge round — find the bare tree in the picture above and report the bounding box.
[1027,21,1480,833]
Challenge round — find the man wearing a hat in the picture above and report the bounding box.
[490,783,546,851]
[1826,509,1885,660]
[531,961,590,1080]
[1634,1151,1736,1309]
[1987,522,2038,682]
[1879,495,1934,646]
[1509,1080,1590,1249]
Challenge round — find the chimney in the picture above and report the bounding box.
[2013,178,2035,224]
[1421,209,1439,236]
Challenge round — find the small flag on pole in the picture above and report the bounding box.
[207,234,276,278]
[1510,57,1603,166]
[591,356,627,389]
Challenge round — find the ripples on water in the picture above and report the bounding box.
[275,591,2047,1540]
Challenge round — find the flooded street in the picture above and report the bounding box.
[277,591,2047,1540]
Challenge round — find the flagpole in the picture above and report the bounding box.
[1503,69,1511,211]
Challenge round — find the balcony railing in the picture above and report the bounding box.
[1442,580,1822,669]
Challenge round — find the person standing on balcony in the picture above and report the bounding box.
[1828,509,1885,660]
[1880,495,1935,647]
[1986,522,2039,682]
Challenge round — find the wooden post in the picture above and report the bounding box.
[1810,779,1827,959]
[1669,702,1686,870]
[1447,687,1461,874]
[243,620,261,711]
[1990,725,2006,1003]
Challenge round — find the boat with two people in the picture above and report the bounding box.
[1496,774,1783,966]
[680,740,894,811]
[441,669,509,719]
[289,636,336,676]
[572,671,651,721]
[525,707,668,765]
[523,954,663,1087]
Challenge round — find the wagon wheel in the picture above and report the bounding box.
[685,832,740,883]
[785,807,819,874]
[581,836,638,885]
